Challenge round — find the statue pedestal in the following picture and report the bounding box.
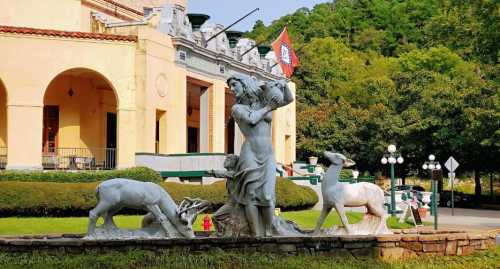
[85,218,186,240]
[321,214,392,236]
[213,202,305,237]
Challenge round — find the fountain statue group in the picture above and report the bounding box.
[85,74,390,240]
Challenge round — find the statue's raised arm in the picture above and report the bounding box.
[263,80,294,109]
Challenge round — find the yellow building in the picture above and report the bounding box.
[0,0,296,172]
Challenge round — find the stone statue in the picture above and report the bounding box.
[314,152,391,235]
[265,51,284,77]
[201,23,231,56]
[86,178,209,239]
[236,38,263,68]
[224,74,294,237]
[157,4,193,41]
[206,154,249,237]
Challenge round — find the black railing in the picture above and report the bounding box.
[42,147,116,170]
[0,147,6,169]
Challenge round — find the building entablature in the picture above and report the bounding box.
[172,37,282,82]
[99,3,285,80]
[82,0,145,21]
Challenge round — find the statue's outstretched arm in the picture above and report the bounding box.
[207,170,236,179]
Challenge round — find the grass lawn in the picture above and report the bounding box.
[0,210,420,236]
[0,247,498,269]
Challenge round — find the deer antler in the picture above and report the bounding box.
[177,198,209,215]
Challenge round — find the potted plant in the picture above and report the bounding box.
[308,156,318,165]
[417,203,427,218]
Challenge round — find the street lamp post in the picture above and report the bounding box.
[422,154,441,230]
[381,144,404,217]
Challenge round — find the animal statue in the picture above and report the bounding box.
[314,151,388,235]
[87,178,209,239]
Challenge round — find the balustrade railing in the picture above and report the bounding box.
[42,147,116,170]
[0,147,6,169]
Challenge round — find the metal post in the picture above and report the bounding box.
[205,8,259,44]
[450,161,455,216]
[433,180,438,230]
[390,162,396,216]
[451,172,455,216]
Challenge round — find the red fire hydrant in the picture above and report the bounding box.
[202,215,212,232]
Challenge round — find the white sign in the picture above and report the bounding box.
[445,156,459,172]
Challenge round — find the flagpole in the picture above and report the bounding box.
[239,41,264,59]
[205,8,260,45]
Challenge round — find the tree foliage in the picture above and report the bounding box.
[248,0,500,197]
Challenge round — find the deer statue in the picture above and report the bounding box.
[314,151,389,235]
[87,178,209,239]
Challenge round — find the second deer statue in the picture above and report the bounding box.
[314,151,390,235]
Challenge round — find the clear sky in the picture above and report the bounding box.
[187,0,330,32]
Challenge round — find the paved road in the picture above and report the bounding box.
[343,206,500,231]
[428,207,500,231]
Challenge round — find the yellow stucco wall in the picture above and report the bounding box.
[132,26,190,154]
[0,33,136,169]
[0,0,82,31]
[272,82,297,165]
[44,74,117,150]
[0,81,6,147]
[0,0,296,169]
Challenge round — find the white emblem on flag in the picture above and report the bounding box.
[281,43,291,65]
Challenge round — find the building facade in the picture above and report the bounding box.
[0,0,296,170]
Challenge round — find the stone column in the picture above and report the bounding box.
[272,109,285,164]
[165,68,187,154]
[210,81,226,153]
[199,86,209,152]
[6,104,43,170]
[116,108,136,169]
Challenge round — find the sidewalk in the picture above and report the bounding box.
[425,207,500,231]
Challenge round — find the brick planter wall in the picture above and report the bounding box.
[0,230,496,261]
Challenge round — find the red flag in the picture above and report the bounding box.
[271,27,299,78]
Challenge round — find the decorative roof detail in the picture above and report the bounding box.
[100,0,144,16]
[0,25,138,42]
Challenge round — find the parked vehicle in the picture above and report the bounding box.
[440,191,472,207]
[395,185,425,192]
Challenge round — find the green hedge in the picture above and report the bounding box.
[0,178,318,217]
[0,167,163,183]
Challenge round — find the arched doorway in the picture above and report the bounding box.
[43,68,118,170]
[0,79,7,169]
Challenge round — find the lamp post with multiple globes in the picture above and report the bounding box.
[381,144,404,216]
[422,154,441,230]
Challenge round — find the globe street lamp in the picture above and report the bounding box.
[381,144,404,216]
[352,169,360,183]
[422,154,441,230]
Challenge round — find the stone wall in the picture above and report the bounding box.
[0,230,496,261]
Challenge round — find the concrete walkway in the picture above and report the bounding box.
[428,207,500,231]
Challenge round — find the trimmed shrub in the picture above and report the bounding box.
[0,167,163,183]
[0,178,318,217]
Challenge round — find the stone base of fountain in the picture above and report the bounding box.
[0,230,496,261]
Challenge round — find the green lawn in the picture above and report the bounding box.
[0,247,499,269]
[0,210,419,236]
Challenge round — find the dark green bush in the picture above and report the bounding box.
[0,167,163,183]
[0,178,318,217]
